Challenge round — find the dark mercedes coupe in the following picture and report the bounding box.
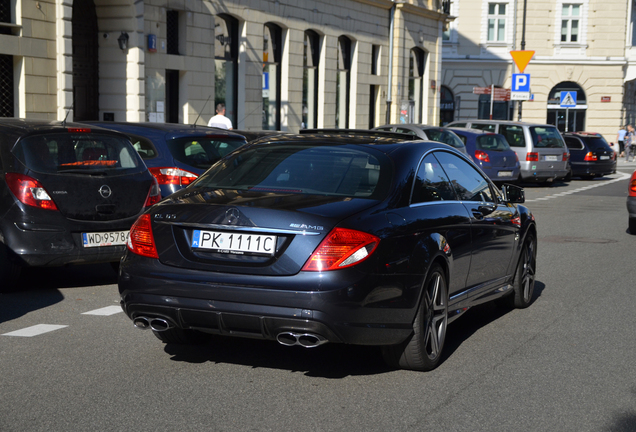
[119,133,537,371]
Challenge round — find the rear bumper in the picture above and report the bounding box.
[519,161,568,182]
[571,161,616,177]
[118,254,418,346]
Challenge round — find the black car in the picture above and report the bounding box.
[0,119,160,290]
[82,122,248,198]
[119,133,537,371]
[562,132,616,179]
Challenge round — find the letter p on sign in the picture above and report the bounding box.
[512,74,530,92]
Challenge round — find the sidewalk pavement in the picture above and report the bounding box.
[616,156,636,170]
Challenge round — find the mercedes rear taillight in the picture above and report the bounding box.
[302,228,379,271]
[127,214,158,258]
[148,167,198,186]
[475,150,490,162]
[5,173,58,211]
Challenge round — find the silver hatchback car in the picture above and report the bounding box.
[446,120,570,184]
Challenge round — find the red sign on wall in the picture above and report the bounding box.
[601,96,611,103]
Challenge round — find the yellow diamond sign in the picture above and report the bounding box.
[510,50,535,73]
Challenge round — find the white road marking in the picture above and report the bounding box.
[81,305,122,316]
[526,172,631,203]
[2,324,68,337]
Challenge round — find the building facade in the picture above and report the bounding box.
[0,0,450,131]
[442,0,636,139]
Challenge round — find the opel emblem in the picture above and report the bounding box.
[225,208,240,224]
[99,185,112,199]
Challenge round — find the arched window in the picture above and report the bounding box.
[336,36,351,129]
[263,23,282,130]
[303,30,320,129]
[547,81,586,132]
[214,14,239,127]
[409,48,426,124]
[440,86,455,125]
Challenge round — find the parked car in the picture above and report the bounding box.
[119,132,537,371]
[449,128,520,183]
[372,124,467,154]
[627,169,636,234]
[83,122,248,197]
[562,132,617,179]
[300,128,420,142]
[447,120,570,184]
[0,118,160,291]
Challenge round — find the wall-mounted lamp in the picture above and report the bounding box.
[118,32,129,51]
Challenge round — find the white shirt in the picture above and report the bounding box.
[207,114,233,129]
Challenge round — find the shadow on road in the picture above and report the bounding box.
[162,281,547,378]
[0,263,117,324]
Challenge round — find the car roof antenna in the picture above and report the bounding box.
[61,102,74,127]
[192,95,212,128]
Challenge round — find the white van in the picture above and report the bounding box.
[446,120,570,183]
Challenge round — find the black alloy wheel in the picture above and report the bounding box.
[382,263,448,371]
[508,234,537,308]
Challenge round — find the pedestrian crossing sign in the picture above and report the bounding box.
[560,91,577,108]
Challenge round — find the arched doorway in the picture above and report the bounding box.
[547,82,586,132]
[72,0,99,121]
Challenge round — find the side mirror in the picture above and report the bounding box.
[501,183,525,203]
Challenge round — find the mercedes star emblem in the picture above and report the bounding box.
[225,208,240,224]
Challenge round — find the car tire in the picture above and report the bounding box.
[629,218,636,235]
[506,234,537,309]
[0,244,21,293]
[381,263,448,371]
[152,327,207,344]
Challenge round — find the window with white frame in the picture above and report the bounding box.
[487,3,507,42]
[561,4,581,42]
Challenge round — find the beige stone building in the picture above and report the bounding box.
[441,0,636,140]
[0,0,451,132]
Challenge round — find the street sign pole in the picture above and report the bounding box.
[490,84,494,120]
[565,108,569,132]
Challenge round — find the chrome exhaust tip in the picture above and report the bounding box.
[149,318,172,332]
[276,332,328,348]
[133,317,150,330]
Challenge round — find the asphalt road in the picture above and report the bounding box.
[1,168,635,432]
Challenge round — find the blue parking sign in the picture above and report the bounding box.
[512,74,530,92]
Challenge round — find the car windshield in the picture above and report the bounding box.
[423,129,464,149]
[530,127,565,148]
[586,136,612,151]
[193,144,392,199]
[14,132,142,174]
[476,134,511,151]
[167,137,246,170]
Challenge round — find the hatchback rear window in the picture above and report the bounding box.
[530,127,565,148]
[14,132,142,174]
[476,134,511,151]
[194,144,392,199]
[167,137,245,170]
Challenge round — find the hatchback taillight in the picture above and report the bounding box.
[629,172,636,197]
[127,214,158,258]
[143,177,161,207]
[5,173,58,211]
[526,152,539,162]
[148,167,198,186]
[475,150,490,162]
[302,228,380,271]
[583,152,597,162]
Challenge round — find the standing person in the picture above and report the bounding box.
[625,125,635,162]
[207,103,233,129]
[617,125,627,157]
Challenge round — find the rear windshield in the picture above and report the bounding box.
[476,134,511,151]
[167,137,246,170]
[13,133,142,174]
[193,144,392,199]
[530,126,565,148]
[424,129,465,149]
[585,136,612,151]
